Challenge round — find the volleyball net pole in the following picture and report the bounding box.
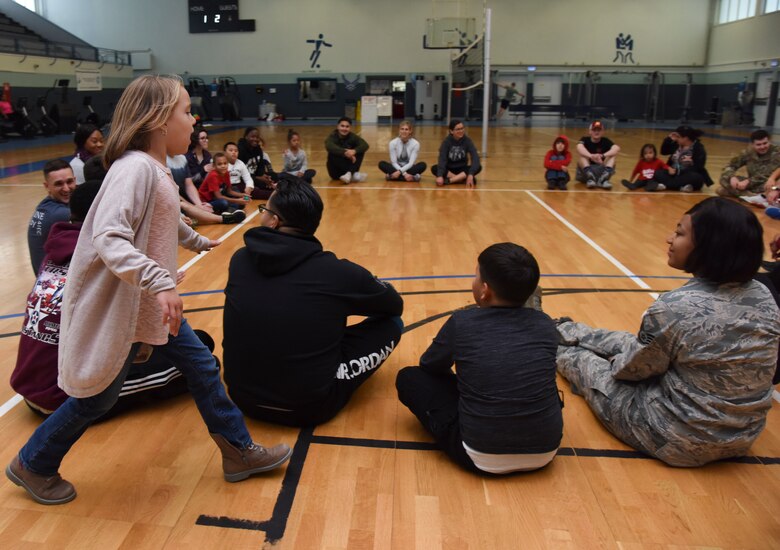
[481,7,491,158]
[446,7,491,158]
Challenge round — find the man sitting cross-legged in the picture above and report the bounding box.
[575,120,620,190]
[223,177,403,426]
[718,129,780,200]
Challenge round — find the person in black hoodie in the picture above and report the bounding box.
[223,177,404,426]
[431,120,481,187]
[654,125,713,192]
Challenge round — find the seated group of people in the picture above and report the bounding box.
[21,157,780,475]
[544,122,718,192]
[173,126,318,226]
[545,125,780,208]
[326,117,482,187]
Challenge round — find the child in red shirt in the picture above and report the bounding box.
[543,136,571,190]
[622,144,669,192]
[198,152,250,213]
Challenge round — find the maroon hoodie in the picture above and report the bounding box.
[543,135,571,171]
[11,221,81,411]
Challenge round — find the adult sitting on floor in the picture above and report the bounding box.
[12,181,218,421]
[575,120,620,190]
[68,124,104,184]
[718,129,780,199]
[325,117,369,184]
[655,125,713,192]
[238,127,277,199]
[28,160,76,274]
[185,128,213,185]
[556,197,779,467]
[378,120,427,182]
[432,119,481,188]
[222,177,404,426]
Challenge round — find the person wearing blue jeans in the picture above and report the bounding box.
[15,321,246,477]
[6,75,291,506]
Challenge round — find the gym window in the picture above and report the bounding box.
[765,0,780,13]
[12,0,37,11]
[717,0,757,23]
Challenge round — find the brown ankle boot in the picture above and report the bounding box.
[210,434,292,482]
[6,455,76,505]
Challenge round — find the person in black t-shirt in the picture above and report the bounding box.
[396,243,563,475]
[575,120,620,190]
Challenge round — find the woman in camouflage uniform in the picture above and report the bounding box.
[557,198,780,467]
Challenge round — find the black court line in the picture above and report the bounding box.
[311,434,439,451]
[194,431,780,542]
[308,436,779,464]
[195,426,315,544]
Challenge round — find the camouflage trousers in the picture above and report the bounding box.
[556,322,655,458]
[555,321,737,468]
[716,175,767,197]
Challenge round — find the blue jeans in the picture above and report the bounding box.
[19,319,251,475]
[208,198,230,214]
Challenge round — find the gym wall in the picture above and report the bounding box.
[12,0,780,121]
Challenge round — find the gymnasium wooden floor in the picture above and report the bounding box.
[0,121,778,549]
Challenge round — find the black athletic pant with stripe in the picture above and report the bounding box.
[27,330,216,422]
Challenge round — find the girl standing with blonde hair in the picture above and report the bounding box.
[6,75,291,506]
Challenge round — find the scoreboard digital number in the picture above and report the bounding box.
[188,1,255,33]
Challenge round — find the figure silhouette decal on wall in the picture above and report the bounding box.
[306,34,333,69]
[613,33,636,64]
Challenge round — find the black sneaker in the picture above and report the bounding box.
[547,181,557,190]
[222,210,246,224]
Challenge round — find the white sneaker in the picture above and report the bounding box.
[597,180,612,190]
[680,184,694,193]
[413,174,421,182]
[339,172,352,184]
[352,172,367,183]
[586,180,596,189]
[656,183,666,191]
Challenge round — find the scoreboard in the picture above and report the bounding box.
[188,1,255,33]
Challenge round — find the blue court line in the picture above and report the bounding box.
[0,156,71,178]
[0,272,688,320]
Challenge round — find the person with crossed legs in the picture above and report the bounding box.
[222,178,403,426]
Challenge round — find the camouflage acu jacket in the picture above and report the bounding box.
[720,144,780,192]
[557,278,780,467]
